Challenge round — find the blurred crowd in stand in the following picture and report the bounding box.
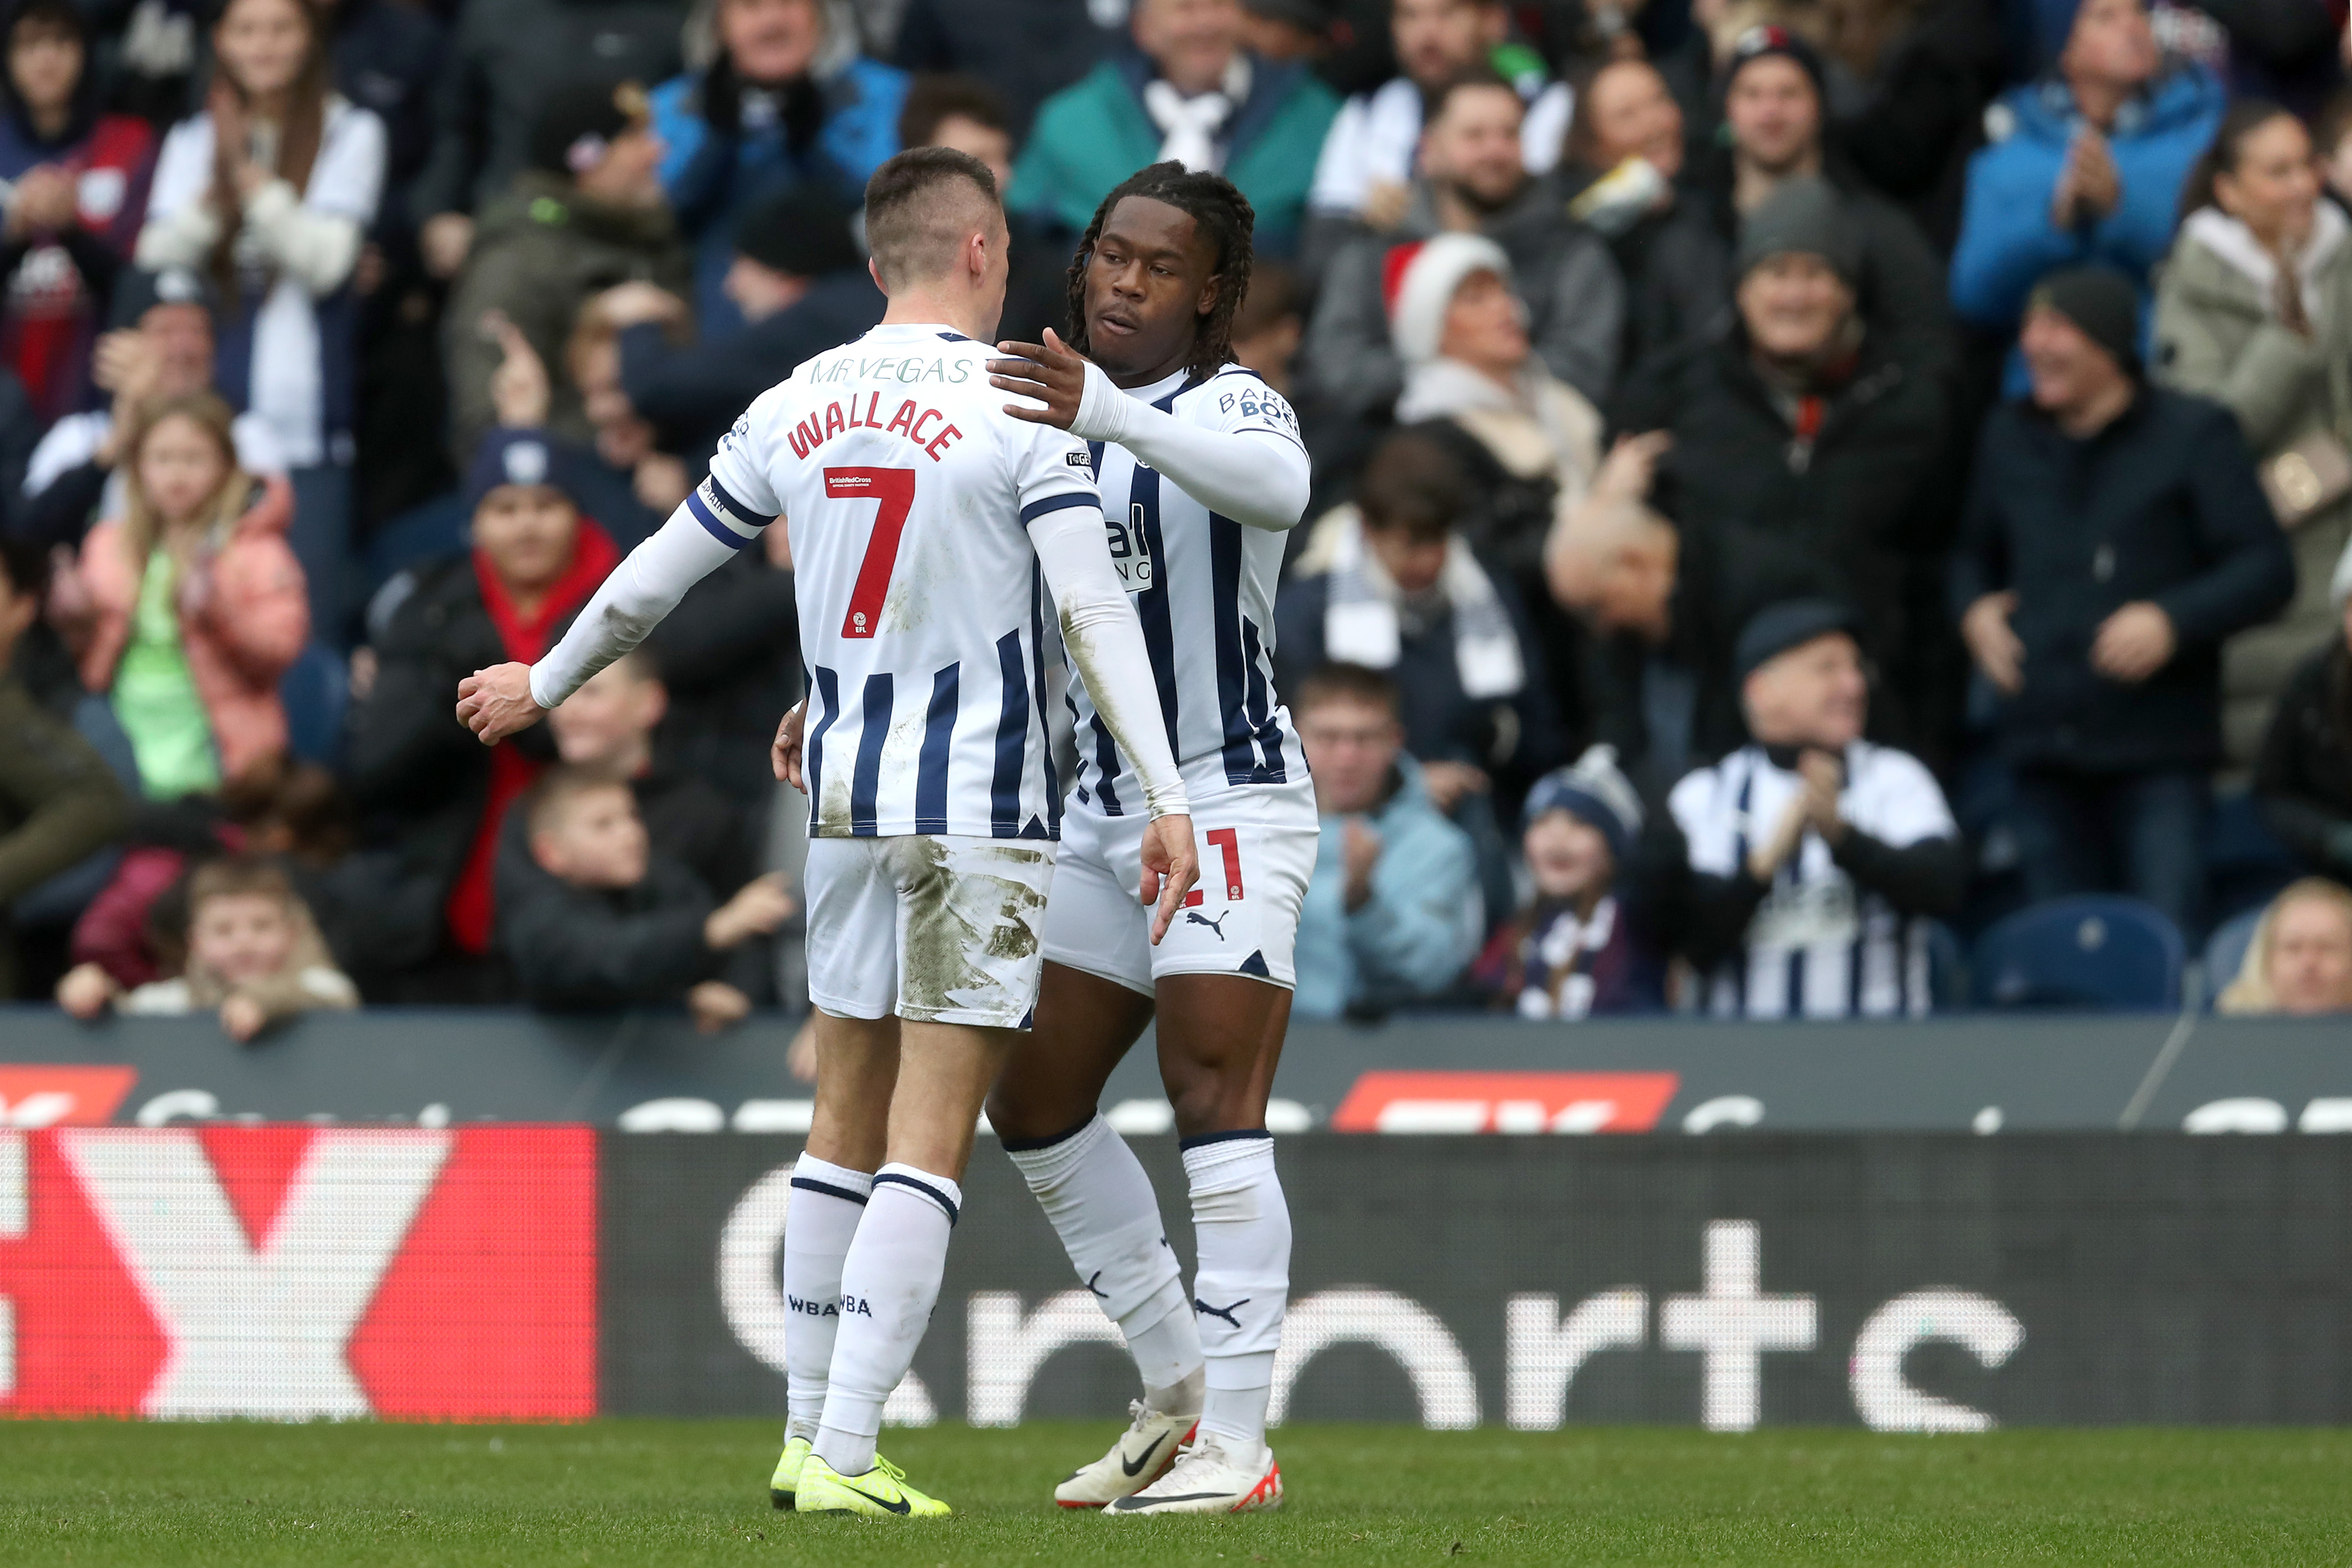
[7,0,2352,1039]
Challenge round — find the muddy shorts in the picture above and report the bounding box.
[1040,777,1319,996]
[804,835,1058,1028]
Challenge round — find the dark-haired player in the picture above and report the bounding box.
[984,162,1314,1516]
[459,148,1199,1520]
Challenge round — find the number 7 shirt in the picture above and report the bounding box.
[702,323,1100,841]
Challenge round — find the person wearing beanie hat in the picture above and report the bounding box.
[1723,24,1828,111]
[1472,743,1664,1018]
[1949,0,2223,396]
[1664,602,1963,1020]
[442,77,689,461]
[1956,257,2293,938]
[1303,69,1622,421]
[1611,166,1944,721]
[2251,534,2352,881]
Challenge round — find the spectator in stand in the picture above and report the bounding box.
[1646,25,1950,371]
[2322,93,2352,213]
[2216,876,2352,1014]
[2156,100,2352,771]
[592,184,880,469]
[134,0,386,642]
[1826,0,2004,254]
[1668,600,1965,1019]
[1305,72,1624,422]
[443,79,689,464]
[53,394,305,802]
[1471,744,1664,1018]
[500,763,793,1029]
[456,312,801,802]
[1008,0,1339,257]
[342,429,621,1001]
[1553,57,1716,368]
[1547,470,1838,789]
[0,0,155,424]
[325,0,445,235]
[15,268,283,551]
[1950,0,2223,390]
[523,650,761,903]
[0,532,129,998]
[410,0,682,281]
[1616,177,1948,730]
[1279,426,1563,916]
[890,0,1115,144]
[1306,0,1571,252]
[2254,543,2352,879]
[647,0,906,335]
[1382,234,1603,580]
[1954,265,2294,938]
[1291,661,1485,1019]
[57,852,354,1034]
[899,73,1061,344]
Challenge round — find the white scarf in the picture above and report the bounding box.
[1142,56,1250,173]
[2182,201,2349,333]
[1321,506,1524,699]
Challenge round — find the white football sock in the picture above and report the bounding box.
[781,1155,871,1444]
[1183,1131,1290,1452]
[1004,1114,1203,1405]
[814,1163,960,1477]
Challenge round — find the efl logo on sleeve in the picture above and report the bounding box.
[1331,1072,1680,1134]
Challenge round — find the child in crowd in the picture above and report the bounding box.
[57,852,355,1039]
[53,392,305,800]
[500,764,792,1031]
[1473,745,1663,1018]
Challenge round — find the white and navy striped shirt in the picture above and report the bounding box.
[1669,743,1955,1020]
[1070,365,1309,815]
[704,323,1099,841]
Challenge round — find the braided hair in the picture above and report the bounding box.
[1063,162,1256,383]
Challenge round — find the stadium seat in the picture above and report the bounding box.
[2201,906,2263,1009]
[280,641,349,769]
[1967,897,2184,1011]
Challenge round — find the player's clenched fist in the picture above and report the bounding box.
[1139,813,1200,946]
[455,661,545,744]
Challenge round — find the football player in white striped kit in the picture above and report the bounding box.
[981,163,1316,1516]
[457,148,1200,1520]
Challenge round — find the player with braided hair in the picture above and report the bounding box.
[981,161,1315,1516]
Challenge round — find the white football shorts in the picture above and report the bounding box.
[1042,778,1318,995]
[805,835,1057,1028]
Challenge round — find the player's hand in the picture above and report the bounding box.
[989,327,1087,429]
[772,700,807,788]
[1139,812,1200,947]
[455,661,545,744]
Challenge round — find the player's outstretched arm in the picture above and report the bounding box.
[523,491,749,712]
[1029,501,1200,941]
[990,331,1310,532]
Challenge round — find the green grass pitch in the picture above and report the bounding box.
[3,1420,2349,1566]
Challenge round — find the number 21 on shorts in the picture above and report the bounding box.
[1182,828,1245,908]
[830,467,916,638]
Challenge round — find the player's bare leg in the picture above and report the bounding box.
[771,1012,896,1507]
[796,1020,1019,1518]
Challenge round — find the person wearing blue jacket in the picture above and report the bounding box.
[646,0,905,335]
[1291,662,1486,1020]
[1950,0,2223,391]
